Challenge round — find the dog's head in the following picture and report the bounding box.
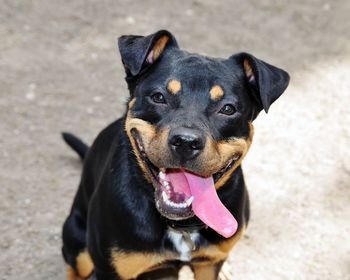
[119,30,289,237]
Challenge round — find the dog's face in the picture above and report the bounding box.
[119,30,289,236]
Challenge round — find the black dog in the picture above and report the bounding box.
[62,30,289,280]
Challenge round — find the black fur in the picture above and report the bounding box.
[230,52,290,112]
[62,132,89,160]
[62,30,289,280]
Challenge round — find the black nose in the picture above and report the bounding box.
[169,128,205,161]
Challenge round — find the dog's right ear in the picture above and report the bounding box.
[228,53,290,113]
[118,30,178,76]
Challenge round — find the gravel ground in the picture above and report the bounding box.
[0,1,349,279]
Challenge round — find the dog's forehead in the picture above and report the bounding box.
[159,51,241,97]
[171,53,234,83]
[137,50,243,101]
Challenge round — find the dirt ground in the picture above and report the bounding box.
[1,0,349,279]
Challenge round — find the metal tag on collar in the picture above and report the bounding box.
[181,231,196,251]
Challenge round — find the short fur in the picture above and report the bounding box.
[62,30,289,280]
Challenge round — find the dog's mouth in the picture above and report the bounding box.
[131,130,239,238]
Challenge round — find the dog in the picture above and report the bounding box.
[61,29,289,280]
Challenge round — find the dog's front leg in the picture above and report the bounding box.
[192,260,224,280]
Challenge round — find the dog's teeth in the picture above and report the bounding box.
[171,201,188,208]
[160,180,170,191]
[159,171,166,180]
[172,202,178,207]
[162,192,193,209]
[162,191,169,202]
[186,196,194,206]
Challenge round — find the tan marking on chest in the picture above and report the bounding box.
[111,251,176,279]
[210,85,224,101]
[110,229,245,279]
[167,79,182,94]
[192,227,245,263]
[193,264,217,280]
[217,227,245,253]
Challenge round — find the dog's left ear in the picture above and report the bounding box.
[118,30,178,76]
[230,53,290,113]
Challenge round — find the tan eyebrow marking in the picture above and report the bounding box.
[210,85,224,101]
[167,79,182,95]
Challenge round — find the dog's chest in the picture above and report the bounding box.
[167,228,200,261]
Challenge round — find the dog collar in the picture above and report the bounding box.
[166,218,206,232]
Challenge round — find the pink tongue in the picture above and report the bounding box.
[166,170,238,238]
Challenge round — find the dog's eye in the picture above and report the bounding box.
[151,92,166,104]
[219,104,236,115]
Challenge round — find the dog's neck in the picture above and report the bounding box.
[165,217,206,232]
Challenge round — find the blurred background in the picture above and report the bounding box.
[0,0,349,279]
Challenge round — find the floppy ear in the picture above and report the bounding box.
[118,30,178,76]
[232,53,290,113]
